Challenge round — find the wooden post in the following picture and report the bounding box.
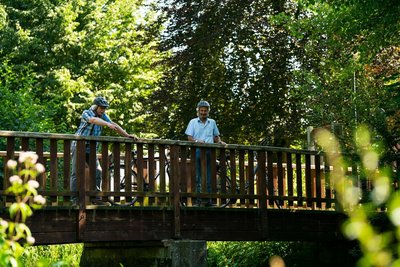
[76,139,87,241]
[170,145,181,238]
[257,150,268,238]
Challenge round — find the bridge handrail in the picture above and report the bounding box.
[0,130,320,154]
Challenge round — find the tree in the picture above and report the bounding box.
[149,0,310,145]
[0,0,166,135]
[295,0,400,153]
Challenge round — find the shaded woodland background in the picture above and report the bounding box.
[0,0,399,158]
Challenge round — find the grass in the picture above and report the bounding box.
[21,244,83,267]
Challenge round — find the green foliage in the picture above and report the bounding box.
[150,0,309,145]
[207,241,358,267]
[208,241,278,266]
[316,125,400,266]
[0,0,166,135]
[0,60,55,133]
[22,244,83,267]
[0,152,46,267]
[294,0,400,154]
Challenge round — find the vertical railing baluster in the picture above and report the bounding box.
[219,148,226,205]
[287,152,294,207]
[239,150,245,206]
[136,143,144,204]
[101,141,110,201]
[63,139,71,203]
[159,144,166,205]
[21,137,29,151]
[315,154,322,209]
[170,145,181,238]
[148,144,155,205]
[210,147,217,204]
[50,139,58,204]
[229,149,237,203]
[112,142,120,203]
[296,153,303,207]
[257,150,267,210]
[324,154,332,209]
[247,150,254,207]
[124,142,132,203]
[200,147,207,199]
[76,139,86,240]
[190,146,196,205]
[305,154,312,208]
[267,151,274,207]
[179,145,187,206]
[35,138,45,190]
[4,137,15,204]
[277,151,284,208]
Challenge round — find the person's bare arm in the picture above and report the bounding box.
[214,136,226,145]
[88,118,138,140]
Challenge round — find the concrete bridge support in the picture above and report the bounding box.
[80,240,207,267]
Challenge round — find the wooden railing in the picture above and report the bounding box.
[0,130,340,211]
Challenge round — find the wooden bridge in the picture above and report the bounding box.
[0,130,368,246]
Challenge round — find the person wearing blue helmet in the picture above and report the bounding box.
[70,96,138,205]
[185,100,226,206]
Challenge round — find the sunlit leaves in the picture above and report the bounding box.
[316,125,400,266]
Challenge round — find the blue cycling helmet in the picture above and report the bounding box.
[93,96,109,107]
[197,100,210,109]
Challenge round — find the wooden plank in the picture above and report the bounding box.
[239,150,245,205]
[287,153,294,207]
[62,140,71,204]
[296,154,303,207]
[5,137,15,189]
[124,142,132,202]
[148,144,155,205]
[36,138,46,190]
[112,142,120,202]
[277,151,284,208]
[76,140,87,241]
[247,150,254,206]
[305,154,312,208]
[315,154,322,208]
[200,147,207,194]
[210,148,217,196]
[229,149,237,196]
[267,151,274,206]
[50,139,58,204]
[170,145,181,238]
[158,144,166,205]
[190,146,196,195]
[21,137,29,151]
[101,142,109,192]
[219,148,227,205]
[63,140,71,191]
[324,155,332,209]
[136,143,144,204]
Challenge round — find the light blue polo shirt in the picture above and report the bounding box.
[185,117,220,143]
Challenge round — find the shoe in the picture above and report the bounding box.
[91,199,111,206]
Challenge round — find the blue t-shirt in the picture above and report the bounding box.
[185,117,220,143]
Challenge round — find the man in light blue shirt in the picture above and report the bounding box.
[185,100,226,206]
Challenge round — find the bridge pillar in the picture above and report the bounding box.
[80,240,207,267]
